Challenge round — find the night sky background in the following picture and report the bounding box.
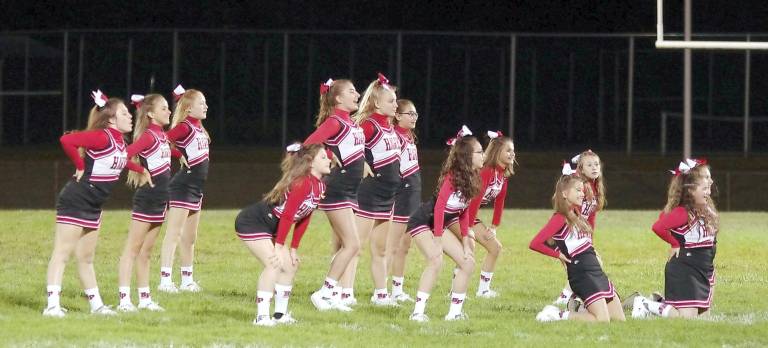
[2,1,768,152]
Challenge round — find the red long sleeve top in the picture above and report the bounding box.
[303,109,349,145]
[274,175,324,249]
[467,166,508,226]
[165,118,200,143]
[432,176,470,237]
[529,213,568,259]
[59,127,144,173]
[126,124,182,159]
[651,206,688,248]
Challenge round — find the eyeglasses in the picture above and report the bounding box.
[398,112,419,118]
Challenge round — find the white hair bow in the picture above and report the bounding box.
[562,162,577,176]
[446,125,473,146]
[130,94,145,108]
[286,143,302,153]
[91,89,108,107]
[487,130,503,139]
[173,84,186,101]
[670,158,704,176]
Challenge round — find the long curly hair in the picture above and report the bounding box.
[663,164,719,234]
[574,151,606,211]
[435,136,481,200]
[552,174,593,236]
[263,143,325,205]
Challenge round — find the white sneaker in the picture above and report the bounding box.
[536,305,561,322]
[91,305,118,316]
[179,281,202,293]
[157,283,179,293]
[252,315,277,327]
[409,312,429,322]
[117,303,138,313]
[275,312,298,325]
[553,292,570,306]
[631,296,651,319]
[310,291,333,311]
[341,295,358,307]
[444,312,469,321]
[370,294,399,307]
[330,299,353,312]
[476,289,499,299]
[42,306,68,318]
[138,301,165,312]
[392,293,415,303]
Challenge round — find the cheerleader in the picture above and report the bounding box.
[158,86,210,293]
[529,163,624,322]
[553,149,606,306]
[630,159,717,319]
[386,99,421,303]
[342,73,401,306]
[116,94,178,312]
[304,78,362,311]
[235,143,332,326]
[449,131,515,299]
[43,91,152,317]
[406,126,481,322]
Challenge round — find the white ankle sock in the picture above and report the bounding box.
[160,267,173,285]
[84,287,105,311]
[274,284,292,314]
[46,285,61,308]
[118,286,131,305]
[391,276,404,296]
[256,291,273,317]
[413,291,430,315]
[180,266,194,286]
[478,271,494,292]
[448,292,466,316]
[138,287,152,306]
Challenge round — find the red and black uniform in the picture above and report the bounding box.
[530,212,617,307]
[235,175,325,248]
[581,180,599,229]
[652,206,717,309]
[392,126,421,224]
[167,118,209,211]
[355,113,402,219]
[406,175,470,238]
[57,128,144,229]
[126,124,182,223]
[304,109,365,211]
[466,166,508,227]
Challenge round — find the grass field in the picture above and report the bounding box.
[1,209,767,347]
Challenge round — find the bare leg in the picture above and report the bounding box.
[136,223,162,288]
[413,233,444,293]
[179,210,201,267]
[160,207,189,268]
[242,240,280,293]
[46,224,85,286]
[568,298,611,322]
[75,229,101,290]
[389,222,412,278]
[324,209,361,280]
[118,220,152,287]
[440,231,475,294]
[369,220,390,290]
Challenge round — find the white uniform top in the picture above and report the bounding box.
[86,129,128,183]
[672,216,716,248]
[175,120,209,167]
[397,131,420,177]
[580,198,597,220]
[273,181,326,222]
[481,170,506,205]
[553,224,593,258]
[140,129,172,176]
[325,115,365,166]
[444,191,469,214]
[364,120,400,170]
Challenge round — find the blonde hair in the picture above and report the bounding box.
[127,94,166,188]
[435,136,481,200]
[552,175,593,236]
[574,151,606,211]
[315,79,352,127]
[394,99,418,144]
[663,164,719,233]
[483,136,515,176]
[171,89,210,141]
[75,98,125,158]
[263,144,325,204]
[353,79,396,125]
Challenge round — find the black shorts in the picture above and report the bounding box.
[168,160,209,211]
[319,158,364,211]
[131,172,170,223]
[356,163,401,220]
[392,173,422,224]
[664,246,716,309]
[566,249,616,307]
[234,201,278,241]
[55,178,116,230]
[405,199,459,238]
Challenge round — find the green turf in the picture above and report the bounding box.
[1,209,766,347]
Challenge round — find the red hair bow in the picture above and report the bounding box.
[319,78,334,95]
[130,94,145,109]
[378,73,391,90]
